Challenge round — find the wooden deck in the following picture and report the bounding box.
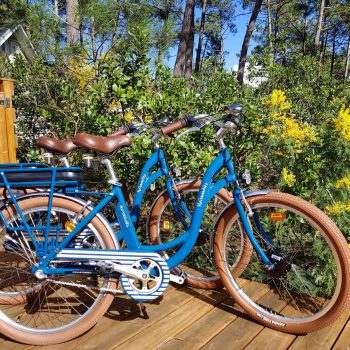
[0,281,349,350]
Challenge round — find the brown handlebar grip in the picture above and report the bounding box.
[109,127,127,137]
[161,120,186,136]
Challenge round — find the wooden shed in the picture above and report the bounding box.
[0,79,17,163]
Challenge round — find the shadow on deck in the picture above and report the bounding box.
[0,278,349,350]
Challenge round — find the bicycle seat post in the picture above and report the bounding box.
[101,158,120,186]
[59,156,70,167]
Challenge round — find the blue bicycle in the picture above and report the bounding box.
[33,120,233,289]
[0,107,349,344]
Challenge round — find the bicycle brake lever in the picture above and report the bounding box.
[129,127,144,137]
[175,124,204,140]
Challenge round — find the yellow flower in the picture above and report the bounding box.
[275,150,285,156]
[109,100,121,111]
[282,168,296,187]
[326,201,348,215]
[334,105,350,142]
[280,101,292,110]
[262,125,277,137]
[265,90,293,110]
[124,110,133,122]
[68,58,95,91]
[271,112,284,119]
[144,115,153,123]
[270,90,286,108]
[335,175,350,190]
[266,113,316,152]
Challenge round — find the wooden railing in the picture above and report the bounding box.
[0,78,16,163]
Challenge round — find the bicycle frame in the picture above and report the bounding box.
[12,146,274,274]
[120,147,189,229]
[1,146,190,232]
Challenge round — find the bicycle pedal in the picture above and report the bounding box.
[170,273,185,285]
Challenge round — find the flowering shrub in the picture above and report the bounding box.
[281,167,296,187]
[334,106,350,143]
[263,90,317,154]
[326,202,350,215]
[2,51,350,243]
[267,90,292,110]
[335,175,350,190]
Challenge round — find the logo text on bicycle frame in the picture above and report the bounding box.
[137,174,147,193]
[119,205,130,227]
[196,183,208,207]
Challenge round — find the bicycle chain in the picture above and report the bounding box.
[46,279,124,294]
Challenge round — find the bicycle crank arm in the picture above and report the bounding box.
[170,274,185,284]
[111,262,148,280]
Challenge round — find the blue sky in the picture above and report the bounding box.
[165,4,258,71]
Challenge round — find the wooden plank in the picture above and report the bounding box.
[114,288,231,350]
[332,316,350,350]
[0,91,9,163]
[244,328,294,350]
[243,291,295,350]
[0,340,30,350]
[0,79,16,163]
[156,280,266,350]
[0,285,349,350]
[288,307,349,350]
[40,285,201,350]
[155,293,244,350]
[202,312,264,350]
[202,284,288,350]
[0,281,133,350]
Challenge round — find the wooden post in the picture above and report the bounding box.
[0,91,9,163]
[0,78,17,163]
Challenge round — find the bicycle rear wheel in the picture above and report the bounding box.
[0,196,117,345]
[214,192,350,333]
[148,180,252,289]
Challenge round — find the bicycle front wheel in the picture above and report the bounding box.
[214,192,350,333]
[0,196,118,345]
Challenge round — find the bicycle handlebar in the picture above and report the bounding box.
[161,118,188,136]
[161,114,211,137]
[109,126,128,137]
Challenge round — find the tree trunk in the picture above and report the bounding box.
[237,0,264,85]
[344,33,350,82]
[219,31,224,67]
[321,29,329,63]
[330,26,337,76]
[91,17,97,62]
[302,12,307,56]
[156,1,175,69]
[273,6,279,62]
[184,3,195,79]
[267,0,273,63]
[194,0,207,73]
[54,0,59,16]
[52,0,60,47]
[174,0,195,77]
[66,0,80,46]
[315,0,325,49]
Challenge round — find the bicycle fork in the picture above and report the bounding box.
[234,188,276,270]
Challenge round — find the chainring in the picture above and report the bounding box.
[120,255,170,302]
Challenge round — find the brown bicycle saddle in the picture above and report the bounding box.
[73,133,132,154]
[36,136,78,154]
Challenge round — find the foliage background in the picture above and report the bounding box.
[1,0,350,240]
